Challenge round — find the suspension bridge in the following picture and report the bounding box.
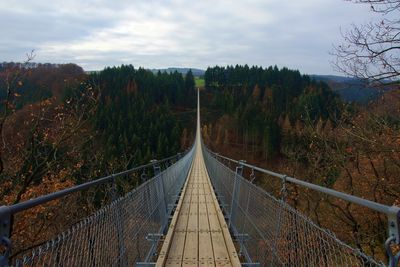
[0,90,399,266]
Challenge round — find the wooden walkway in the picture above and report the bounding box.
[156,91,241,267]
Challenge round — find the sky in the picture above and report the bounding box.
[0,0,378,75]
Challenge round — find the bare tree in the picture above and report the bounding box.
[0,51,35,174]
[332,0,400,84]
[0,60,101,259]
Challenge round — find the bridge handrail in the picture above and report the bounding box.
[0,148,193,266]
[0,151,187,217]
[206,147,400,247]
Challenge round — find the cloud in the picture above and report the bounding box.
[0,0,376,74]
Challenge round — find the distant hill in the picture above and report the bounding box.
[310,75,386,104]
[150,67,205,77]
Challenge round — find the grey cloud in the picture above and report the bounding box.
[0,0,377,74]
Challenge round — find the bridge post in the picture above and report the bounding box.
[0,206,11,267]
[235,234,249,257]
[229,160,245,228]
[111,175,127,267]
[150,159,168,222]
[159,173,168,229]
[249,168,256,183]
[141,168,148,183]
[272,175,288,266]
[151,159,168,229]
[214,153,220,165]
[386,207,400,267]
[150,160,161,176]
[143,160,169,262]
[241,169,253,245]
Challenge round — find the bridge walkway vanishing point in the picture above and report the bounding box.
[0,89,399,267]
[155,98,241,266]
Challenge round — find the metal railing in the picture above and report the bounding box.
[0,148,194,266]
[1,141,398,266]
[202,146,400,267]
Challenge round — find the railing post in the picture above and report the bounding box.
[152,159,168,227]
[236,161,244,177]
[235,234,249,257]
[241,179,252,240]
[144,161,169,262]
[386,207,400,267]
[229,160,244,228]
[151,160,161,176]
[144,233,163,262]
[0,206,11,267]
[272,175,288,266]
[141,168,148,184]
[159,173,168,228]
[249,168,255,183]
[111,175,127,267]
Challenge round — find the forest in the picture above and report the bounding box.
[0,63,197,258]
[201,65,400,261]
[0,62,399,262]
[0,63,197,202]
[202,65,341,158]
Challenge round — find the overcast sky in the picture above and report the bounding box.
[0,0,378,74]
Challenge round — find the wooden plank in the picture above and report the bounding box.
[156,154,195,267]
[166,232,186,261]
[210,231,231,263]
[183,162,199,264]
[199,231,214,265]
[182,231,198,265]
[203,182,230,263]
[207,202,221,232]
[198,203,209,231]
[198,173,214,266]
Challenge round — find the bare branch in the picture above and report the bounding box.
[333,2,400,84]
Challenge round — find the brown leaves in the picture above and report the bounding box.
[345,147,353,154]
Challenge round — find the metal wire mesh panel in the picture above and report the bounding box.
[202,148,383,267]
[12,148,194,267]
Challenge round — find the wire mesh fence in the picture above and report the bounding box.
[7,147,194,267]
[202,147,384,267]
